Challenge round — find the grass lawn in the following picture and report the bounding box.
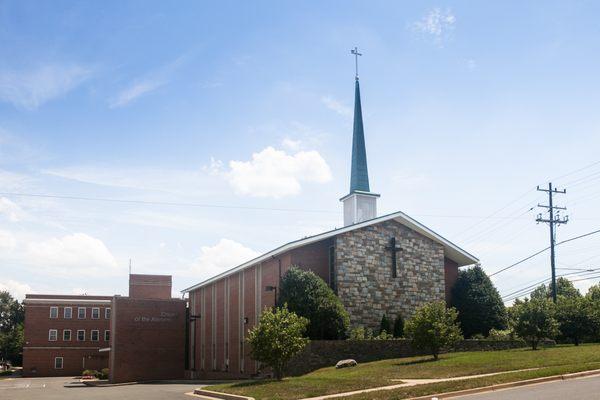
[206,344,600,400]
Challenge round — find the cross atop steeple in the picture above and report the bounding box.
[351,47,362,80]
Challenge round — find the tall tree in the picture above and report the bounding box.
[531,277,581,300]
[556,296,594,346]
[379,314,391,335]
[0,291,25,365]
[278,267,350,340]
[450,265,507,338]
[393,314,404,338]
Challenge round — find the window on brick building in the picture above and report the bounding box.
[91,307,100,319]
[54,357,63,369]
[48,329,58,341]
[104,330,110,341]
[78,307,86,319]
[63,330,71,341]
[77,330,85,341]
[91,330,99,341]
[49,307,58,318]
[105,308,111,319]
[64,307,72,319]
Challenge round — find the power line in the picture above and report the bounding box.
[501,268,600,300]
[0,192,339,214]
[488,227,600,277]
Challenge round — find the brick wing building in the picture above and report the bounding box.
[23,274,186,382]
[22,295,112,377]
[182,73,479,379]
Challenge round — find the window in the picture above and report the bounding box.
[54,357,63,369]
[48,329,58,341]
[49,307,58,319]
[104,330,110,341]
[105,308,111,319]
[77,330,85,341]
[64,307,72,319]
[63,330,71,341]
[91,330,99,341]
[78,307,86,319]
[91,307,100,319]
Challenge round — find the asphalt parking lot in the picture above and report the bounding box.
[0,376,206,400]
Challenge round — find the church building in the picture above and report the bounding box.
[182,67,478,379]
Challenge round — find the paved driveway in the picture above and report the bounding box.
[454,374,600,400]
[0,376,205,400]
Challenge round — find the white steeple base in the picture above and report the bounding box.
[340,191,380,227]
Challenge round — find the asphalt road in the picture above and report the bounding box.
[453,374,600,400]
[0,376,205,400]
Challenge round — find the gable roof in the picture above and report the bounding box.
[182,210,479,293]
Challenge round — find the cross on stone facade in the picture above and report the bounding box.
[385,237,402,278]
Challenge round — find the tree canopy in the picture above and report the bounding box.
[0,291,24,365]
[513,297,559,350]
[278,267,350,340]
[531,277,581,300]
[405,301,463,360]
[450,265,507,338]
[247,305,309,380]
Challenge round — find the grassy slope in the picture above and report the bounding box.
[207,344,600,400]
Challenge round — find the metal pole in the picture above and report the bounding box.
[548,182,557,303]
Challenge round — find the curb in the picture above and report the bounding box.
[193,388,254,400]
[406,369,600,400]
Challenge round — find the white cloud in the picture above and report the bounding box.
[25,233,120,276]
[412,8,456,45]
[0,64,91,110]
[190,239,258,279]
[227,146,332,198]
[0,197,24,222]
[0,279,34,300]
[109,55,186,108]
[321,95,351,116]
[282,138,302,152]
[109,80,165,108]
[0,229,16,250]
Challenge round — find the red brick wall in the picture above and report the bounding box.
[109,297,186,383]
[291,239,333,284]
[186,239,334,379]
[444,258,459,304]
[22,295,111,377]
[129,274,172,300]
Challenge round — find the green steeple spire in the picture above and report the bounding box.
[350,77,370,193]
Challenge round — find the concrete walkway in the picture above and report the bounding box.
[300,368,540,400]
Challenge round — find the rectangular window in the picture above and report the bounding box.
[64,307,72,319]
[104,330,110,341]
[54,357,63,369]
[63,329,71,341]
[49,306,58,319]
[48,329,58,341]
[105,308,111,319]
[78,307,86,319]
[77,330,85,341]
[91,307,100,319]
[91,330,99,341]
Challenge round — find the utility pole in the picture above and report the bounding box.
[536,182,569,303]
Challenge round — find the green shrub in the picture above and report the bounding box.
[82,369,98,377]
[405,301,463,360]
[379,314,392,336]
[393,314,404,338]
[247,305,309,380]
[487,328,517,341]
[278,267,349,340]
[100,368,109,379]
[513,298,559,350]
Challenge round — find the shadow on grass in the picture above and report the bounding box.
[392,357,437,367]
[225,379,280,388]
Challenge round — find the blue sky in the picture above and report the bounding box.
[1,1,600,302]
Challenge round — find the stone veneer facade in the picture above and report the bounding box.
[335,219,446,329]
